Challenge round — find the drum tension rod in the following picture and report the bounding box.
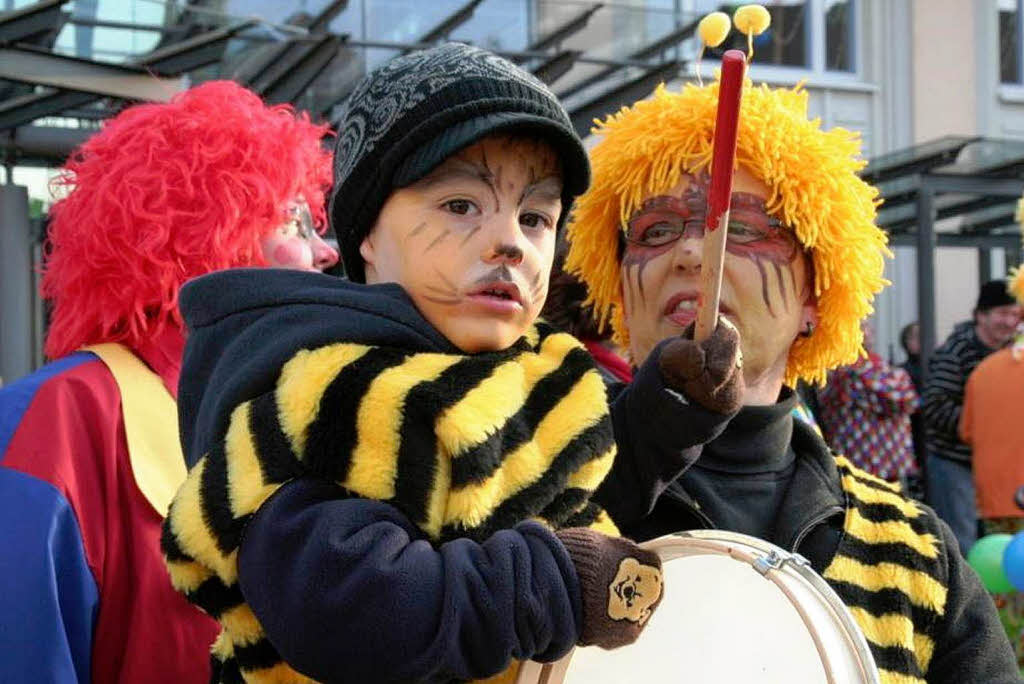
[753,550,812,577]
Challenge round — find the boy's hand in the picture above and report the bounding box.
[554,528,663,650]
[658,316,744,415]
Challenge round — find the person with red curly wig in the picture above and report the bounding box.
[0,80,337,683]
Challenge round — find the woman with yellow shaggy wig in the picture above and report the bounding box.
[565,71,1020,683]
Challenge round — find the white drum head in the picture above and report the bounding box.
[518,530,878,684]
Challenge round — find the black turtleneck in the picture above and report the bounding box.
[679,388,798,544]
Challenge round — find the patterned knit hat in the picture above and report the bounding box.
[330,42,590,282]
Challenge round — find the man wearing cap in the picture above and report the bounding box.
[566,79,1020,683]
[923,279,1022,556]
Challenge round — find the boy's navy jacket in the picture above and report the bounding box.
[172,268,725,683]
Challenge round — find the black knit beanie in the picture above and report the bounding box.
[977,279,1016,312]
[329,42,591,282]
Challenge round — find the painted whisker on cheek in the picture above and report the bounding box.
[423,269,459,305]
[529,270,545,305]
[425,228,452,252]
[423,283,455,295]
[623,244,673,305]
[752,258,776,317]
[434,267,458,292]
[622,272,637,317]
[421,294,461,305]
[460,223,483,247]
[407,221,428,242]
[722,194,801,319]
[773,262,789,313]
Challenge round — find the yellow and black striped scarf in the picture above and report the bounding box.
[826,455,949,684]
[163,324,618,683]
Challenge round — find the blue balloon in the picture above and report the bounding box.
[1002,531,1024,592]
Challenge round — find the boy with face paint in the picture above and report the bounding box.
[0,81,338,683]
[567,77,1021,682]
[162,44,746,684]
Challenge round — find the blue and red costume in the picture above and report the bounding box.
[0,328,218,683]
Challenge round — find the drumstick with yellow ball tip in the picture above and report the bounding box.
[694,5,771,342]
[694,49,746,343]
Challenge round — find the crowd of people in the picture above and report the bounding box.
[1,9,1023,684]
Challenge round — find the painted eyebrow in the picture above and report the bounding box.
[412,158,495,190]
[519,176,563,205]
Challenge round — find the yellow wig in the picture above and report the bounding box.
[566,79,889,385]
[1011,267,1024,307]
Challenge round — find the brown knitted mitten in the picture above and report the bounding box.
[555,528,663,650]
[658,316,744,414]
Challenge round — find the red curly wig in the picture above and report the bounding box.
[42,80,333,359]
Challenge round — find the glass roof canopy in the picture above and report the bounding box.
[861,134,1024,381]
[867,135,1024,238]
[0,0,713,163]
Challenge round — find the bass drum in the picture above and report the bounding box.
[517,530,879,684]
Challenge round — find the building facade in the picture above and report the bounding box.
[0,0,1020,380]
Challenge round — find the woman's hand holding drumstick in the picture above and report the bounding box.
[694,50,747,343]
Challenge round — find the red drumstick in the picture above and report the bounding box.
[694,50,746,342]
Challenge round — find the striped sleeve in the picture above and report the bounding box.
[826,457,947,683]
[958,373,976,446]
[921,348,968,440]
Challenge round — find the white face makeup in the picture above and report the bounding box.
[260,200,340,273]
[360,135,564,353]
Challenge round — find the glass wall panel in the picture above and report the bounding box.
[699,1,808,68]
[824,0,853,72]
[1000,0,1021,84]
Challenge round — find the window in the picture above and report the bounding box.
[704,1,809,68]
[1000,0,1021,84]
[681,0,856,75]
[825,0,854,71]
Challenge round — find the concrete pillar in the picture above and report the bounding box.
[0,184,33,385]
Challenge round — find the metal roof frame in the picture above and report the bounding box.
[557,18,698,101]
[0,43,180,101]
[531,49,580,85]
[868,139,1024,380]
[411,0,484,47]
[0,0,68,43]
[569,59,680,136]
[528,3,603,52]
